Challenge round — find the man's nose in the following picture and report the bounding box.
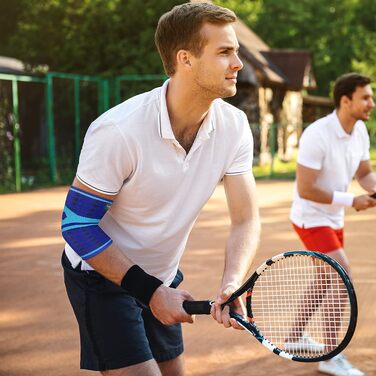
[232,54,243,71]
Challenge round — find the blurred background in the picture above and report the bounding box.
[0,0,375,193]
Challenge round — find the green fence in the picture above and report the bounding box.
[0,73,46,192]
[1,72,375,193]
[114,74,166,104]
[0,72,166,193]
[46,72,110,184]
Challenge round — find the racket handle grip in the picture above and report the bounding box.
[183,300,212,315]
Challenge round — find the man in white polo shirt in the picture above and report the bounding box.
[61,3,260,376]
[290,73,376,376]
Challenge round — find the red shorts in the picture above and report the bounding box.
[292,223,344,254]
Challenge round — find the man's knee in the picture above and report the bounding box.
[327,248,350,272]
[158,354,185,376]
[101,359,161,376]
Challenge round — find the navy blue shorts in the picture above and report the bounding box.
[62,251,184,371]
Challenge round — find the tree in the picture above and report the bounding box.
[351,0,376,83]
[1,0,185,76]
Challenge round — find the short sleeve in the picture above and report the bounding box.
[359,122,371,161]
[76,121,133,194]
[225,113,254,175]
[297,126,324,170]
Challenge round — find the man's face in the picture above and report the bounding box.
[347,84,375,121]
[189,22,243,100]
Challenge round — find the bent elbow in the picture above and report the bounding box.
[297,185,312,200]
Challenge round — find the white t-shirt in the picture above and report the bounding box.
[290,111,370,229]
[65,79,254,284]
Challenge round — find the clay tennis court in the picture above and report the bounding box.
[0,180,375,376]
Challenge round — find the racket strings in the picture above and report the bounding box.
[248,255,351,358]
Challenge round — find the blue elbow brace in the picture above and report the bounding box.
[62,186,113,260]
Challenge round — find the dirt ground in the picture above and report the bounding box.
[0,180,375,376]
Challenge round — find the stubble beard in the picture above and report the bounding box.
[194,79,237,101]
[352,109,371,122]
[193,65,237,101]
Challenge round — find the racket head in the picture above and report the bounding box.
[241,250,357,362]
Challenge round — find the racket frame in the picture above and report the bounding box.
[183,250,358,363]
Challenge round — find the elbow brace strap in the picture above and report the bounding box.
[62,186,113,260]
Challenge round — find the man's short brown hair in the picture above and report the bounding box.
[155,2,236,76]
[333,73,371,108]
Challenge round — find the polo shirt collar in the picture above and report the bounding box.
[198,104,215,140]
[158,79,215,140]
[159,79,175,139]
[331,110,350,139]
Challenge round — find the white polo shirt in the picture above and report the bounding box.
[65,79,253,284]
[290,111,370,229]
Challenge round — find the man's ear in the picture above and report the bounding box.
[340,95,351,108]
[176,50,192,70]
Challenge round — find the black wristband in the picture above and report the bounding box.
[121,265,163,306]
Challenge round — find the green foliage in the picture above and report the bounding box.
[370,149,376,172]
[0,0,24,56]
[253,156,297,180]
[1,0,375,94]
[213,0,263,25]
[351,0,376,82]
[0,0,185,76]
[1,0,375,192]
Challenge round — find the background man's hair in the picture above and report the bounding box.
[333,72,371,108]
[155,2,236,76]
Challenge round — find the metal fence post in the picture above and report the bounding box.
[269,123,277,178]
[74,78,81,164]
[11,79,21,192]
[46,74,57,183]
[114,77,121,105]
[102,79,110,112]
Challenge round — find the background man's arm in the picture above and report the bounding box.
[355,160,376,193]
[296,163,332,203]
[297,163,376,211]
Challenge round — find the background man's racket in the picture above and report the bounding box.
[183,251,357,362]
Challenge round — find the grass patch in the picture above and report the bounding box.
[370,149,376,170]
[253,157,297,179]
[254,146,376,180]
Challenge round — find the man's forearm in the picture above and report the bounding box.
[86,244,136,284]
[298,183,334,204]
[222,218,261,288]
[357,172,376,193]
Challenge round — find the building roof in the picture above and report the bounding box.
[234,19,286,87]
[261,50,317,91]
[0,56,25,74]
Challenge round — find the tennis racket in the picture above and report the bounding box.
[183,250,357,362]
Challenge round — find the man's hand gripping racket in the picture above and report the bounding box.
[183,251,358,362]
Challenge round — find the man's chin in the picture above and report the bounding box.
[354,111,371,121]
[221,87,237,99]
